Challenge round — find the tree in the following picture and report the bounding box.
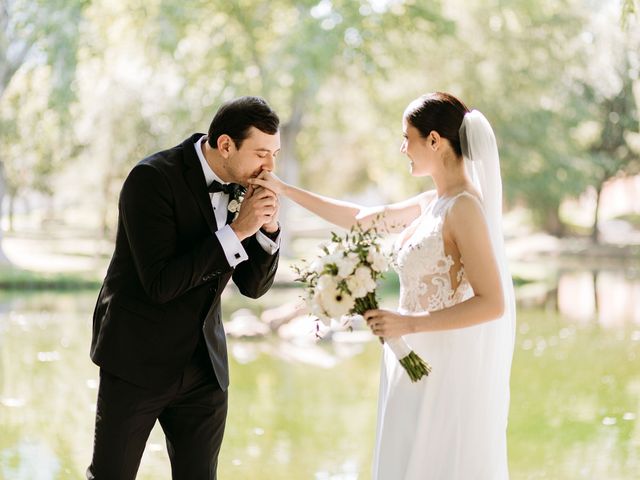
[148,0,451,174]
[568,5,640,242]
[578,67,639,242]
[428,0,590,235]
[622,0,638,29]
[0,0,90,260]
[0,69,75,231]
[101,0,454,250]
[5,0,633,248]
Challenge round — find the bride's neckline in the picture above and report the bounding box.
[435,190,472,201]
[432,190,484,209]
[398,190,476,249]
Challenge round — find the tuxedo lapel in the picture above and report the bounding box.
[182,134,217,234]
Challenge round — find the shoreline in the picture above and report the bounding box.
[0,230,638,290]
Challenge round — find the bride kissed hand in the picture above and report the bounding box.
[248,169,427,232]
[248,170,287,195]
[365,309,426,337]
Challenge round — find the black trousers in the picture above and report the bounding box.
[87,338,228,480]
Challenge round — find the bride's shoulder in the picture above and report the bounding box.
[418,189,437,202]
[447,191,487,232]
[377,190,436,233]
[392,190,437,215]
[386,189,435,212]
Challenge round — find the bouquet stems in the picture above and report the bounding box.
[353,293,432,382]
[353,292,378,315]
[399,351,432,382]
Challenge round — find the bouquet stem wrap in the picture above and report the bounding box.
[353,293,431,382]
[385,337,432,382]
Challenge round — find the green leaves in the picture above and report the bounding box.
[1,0,639,239]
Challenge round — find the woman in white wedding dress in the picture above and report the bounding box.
[249,92,516,480]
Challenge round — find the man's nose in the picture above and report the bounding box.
[400,140,407,153]
[263,155,275,171]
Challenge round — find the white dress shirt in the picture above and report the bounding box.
[194,136,280,268]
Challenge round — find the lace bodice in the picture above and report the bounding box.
[393,193,474,313]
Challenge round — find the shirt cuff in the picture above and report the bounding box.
[256,229,280,255]
[215,225,249,267]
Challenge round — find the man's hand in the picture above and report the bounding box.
[250,169,281,234]
[260,190,280,233]
[230,185,278,241]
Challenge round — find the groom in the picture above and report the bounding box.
[87,96,281,479]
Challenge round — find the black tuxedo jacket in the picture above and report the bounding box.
[90,133,279,391]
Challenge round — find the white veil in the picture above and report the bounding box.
[460,110,516,456]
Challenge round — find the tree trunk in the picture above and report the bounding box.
[592,269,599,316]
[591,183,603,244]
[0,22,34,267]
[100,171,114,239]
[277,98,305,257]
[8,192,14,233]
[542,205,566,237]
[0,162,13,265]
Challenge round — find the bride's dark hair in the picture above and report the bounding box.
[404,92,470,157]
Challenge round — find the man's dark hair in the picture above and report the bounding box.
[207,96,280,150]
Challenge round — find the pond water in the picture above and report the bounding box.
[0,266,638,479]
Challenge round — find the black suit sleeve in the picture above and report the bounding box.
[120,164,233,304]
[232,234,279,299]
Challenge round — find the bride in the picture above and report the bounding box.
[250,92,516,479]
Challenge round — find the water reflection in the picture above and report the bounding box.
[557,269,640,326]
[0,269,639,479]
[0,292,379,479]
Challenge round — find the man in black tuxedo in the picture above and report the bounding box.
[87,96,281,479]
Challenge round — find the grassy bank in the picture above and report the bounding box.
[0,266,102,291]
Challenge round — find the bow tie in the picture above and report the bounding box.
[208,180,244,198]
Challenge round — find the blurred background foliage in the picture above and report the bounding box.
[0,0,638,247]
[1,2,640,478]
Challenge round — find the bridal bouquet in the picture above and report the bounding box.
[294,223,431,382]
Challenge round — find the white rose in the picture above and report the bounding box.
[346,275,369,298]
[319,241,343,257]
[310,257,325,274]
[316,274,339,293]
[325,252,342,266]
[354,266,377,293]
[367,249,389,272]
[336,252,359,278]
[326,241,342,254]
[228,199,241,213]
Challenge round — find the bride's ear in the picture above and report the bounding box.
[428,131,441,151]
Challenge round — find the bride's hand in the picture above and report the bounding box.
[364,309,418,337]
[248,170,286,195]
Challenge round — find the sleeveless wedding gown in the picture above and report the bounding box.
[372,192,510,480]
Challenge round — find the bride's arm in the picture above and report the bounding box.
[365,194,505,335]
[249,170,432,232]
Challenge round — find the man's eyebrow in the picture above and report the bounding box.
[254,148,281,153]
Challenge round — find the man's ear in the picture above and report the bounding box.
[216,134,234,158]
